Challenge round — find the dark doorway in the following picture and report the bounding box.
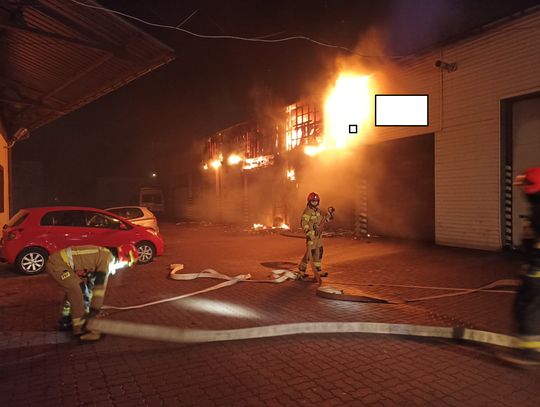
[366,134,435,241]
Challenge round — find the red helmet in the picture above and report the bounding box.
[515,167,540,195]
[117,243,138,267]
[307,192,320,203]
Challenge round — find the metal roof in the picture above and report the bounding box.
[0,0,175,138]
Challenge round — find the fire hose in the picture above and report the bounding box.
[90,264,537,352]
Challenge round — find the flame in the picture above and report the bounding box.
[304,145,325,157]
[243,155,274,170]
[303,73,372,157]
[227,154,242,165]
[253,223,290,230]
[210,159,222,169]
[286,168,296,181]
[324,73,371,148]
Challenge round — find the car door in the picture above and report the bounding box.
[83,211,131,247]
[39,210,87,253]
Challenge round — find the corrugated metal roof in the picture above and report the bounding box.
[0,0,175,137]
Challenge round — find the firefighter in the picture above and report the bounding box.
[513,167,540,363]
[298,192,333,278]
[46,244,138,341]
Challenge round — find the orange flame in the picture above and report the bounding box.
[243,155,274,170]
[227,154,242,165]
[286,168,296,181]
[304,73,372,156]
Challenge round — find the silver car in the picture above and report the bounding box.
[106,206,159,233]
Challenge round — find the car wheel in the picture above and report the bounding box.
[136,241,155,264]
[16,247,48,275]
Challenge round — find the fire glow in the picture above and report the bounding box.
[227,154,242,165]
[302,73,372,157]
[287,168,296,181]
[324,73,371,149]
[243,155,274,170]
[252,223,290,230]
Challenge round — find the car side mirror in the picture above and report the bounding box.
[119,223,128,230]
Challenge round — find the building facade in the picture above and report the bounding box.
[185,7,540,251]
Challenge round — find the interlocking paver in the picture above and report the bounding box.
[1,224,539,407]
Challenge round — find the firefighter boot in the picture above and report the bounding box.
[71,320,86,336]
[58,300,72,331]
[498,349,540,368]
[317,269,329,278]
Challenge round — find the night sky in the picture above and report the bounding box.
[12,0,540,206]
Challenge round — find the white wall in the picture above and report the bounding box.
[370,10,540,250]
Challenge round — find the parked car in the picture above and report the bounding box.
[106,206,159,232]
[0,206,164,275]
[139,187,164,214]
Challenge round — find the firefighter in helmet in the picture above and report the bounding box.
[298,192,333,278]
[513,167,540,363]
[46,243,138,341]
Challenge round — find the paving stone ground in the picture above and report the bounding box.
[1,223,539,406]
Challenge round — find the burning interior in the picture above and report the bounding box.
[190,71,376,232]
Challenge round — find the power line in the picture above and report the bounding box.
[67,0,403,59]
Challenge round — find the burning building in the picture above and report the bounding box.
[176,6,540,250]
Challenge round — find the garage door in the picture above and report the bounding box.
[366,134,435,241]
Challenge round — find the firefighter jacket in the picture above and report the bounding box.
[46,246,115,331]
[50,245,114,275]
[301,206,327,244]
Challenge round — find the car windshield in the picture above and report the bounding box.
[7,210,29,227]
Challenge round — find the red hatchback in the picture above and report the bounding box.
[0,206,165,275]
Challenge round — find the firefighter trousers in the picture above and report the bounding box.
[46,263,87,334]
[299,240,324,272]
[514,273,540,338]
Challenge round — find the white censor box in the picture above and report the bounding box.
[375,94,429,126]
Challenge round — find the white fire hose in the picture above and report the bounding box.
[89,264,536,351]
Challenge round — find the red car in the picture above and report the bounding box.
[0,206,164,275]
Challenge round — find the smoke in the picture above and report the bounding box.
[383,0,462,55]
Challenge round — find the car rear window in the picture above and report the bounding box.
[84,211,126,229]
[7,211,29,227]
[108,207,144,220]
[41,211,85,227]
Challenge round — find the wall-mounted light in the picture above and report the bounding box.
[435,60,458,73]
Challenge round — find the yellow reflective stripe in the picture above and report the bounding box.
[93,289,105,297]
[526,270,540,278]
[520,341,540,349]
[60,249,74,269]
[71,249,100,256]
